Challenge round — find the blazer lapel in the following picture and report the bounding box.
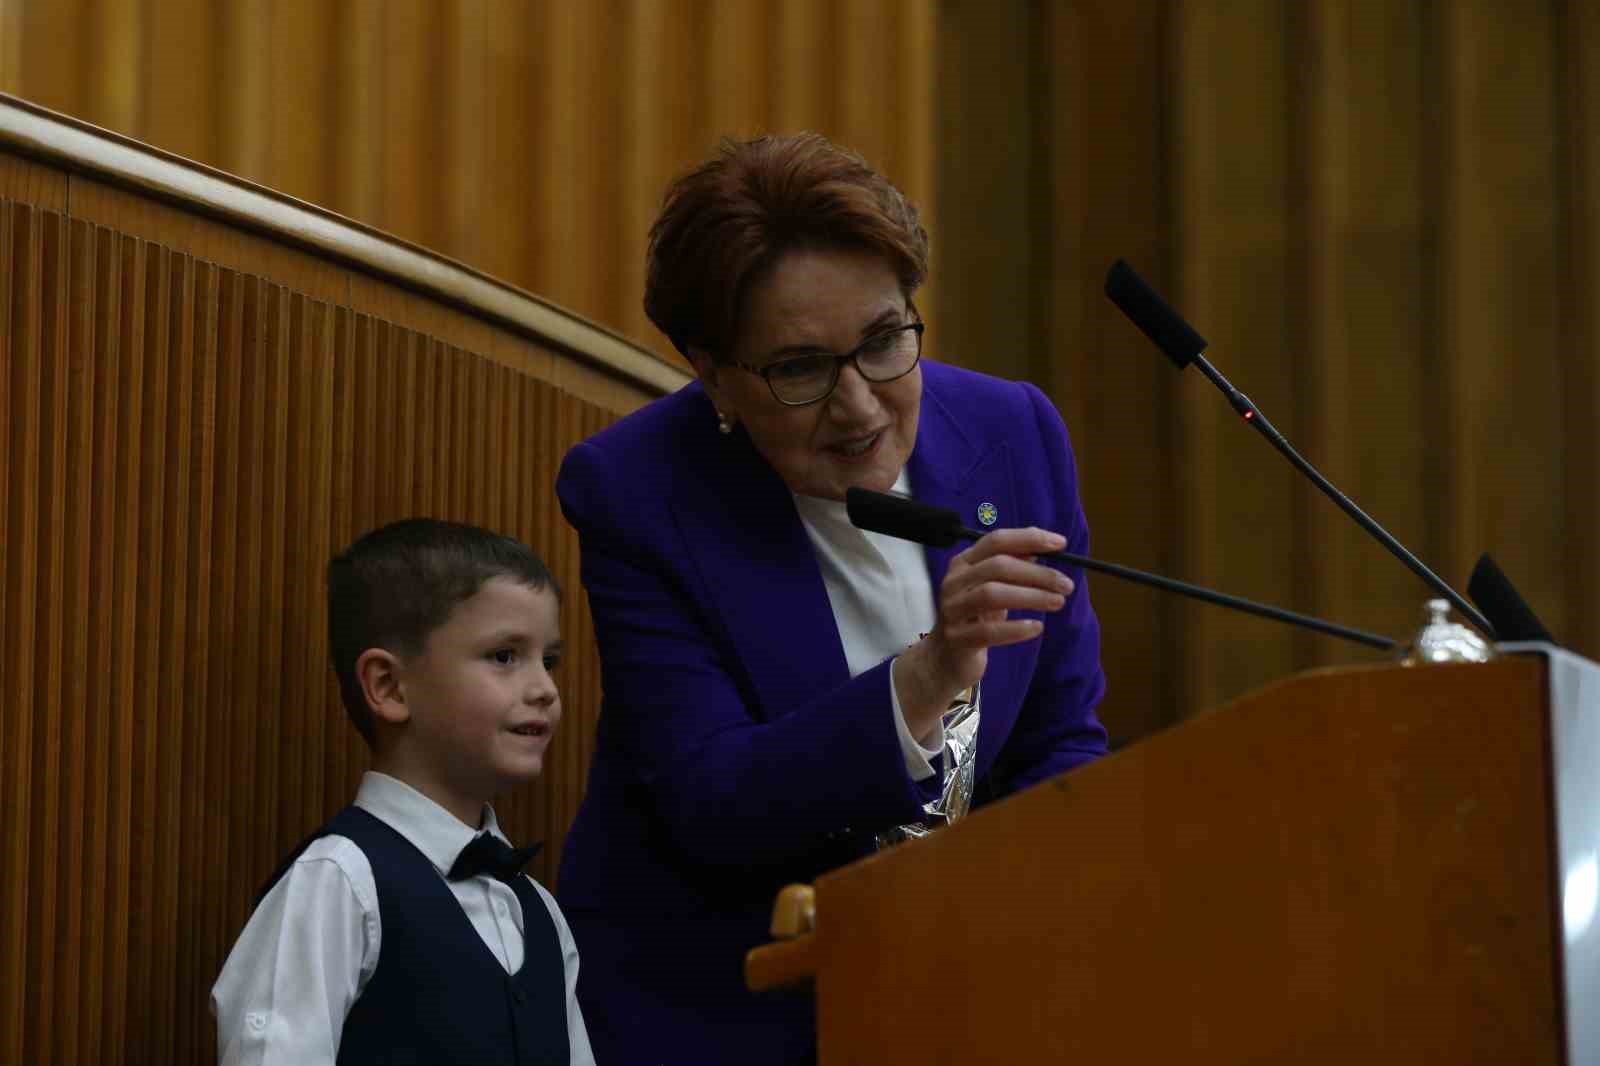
[906,371,1017,591]
[907,370,1022,778]
[668,423,850,721]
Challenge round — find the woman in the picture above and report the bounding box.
[555,133,1107,1063]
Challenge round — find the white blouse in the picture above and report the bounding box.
[793,468,945,781]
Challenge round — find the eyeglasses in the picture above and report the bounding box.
[729,320,925,406]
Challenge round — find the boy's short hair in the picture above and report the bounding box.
[328,518,560,746]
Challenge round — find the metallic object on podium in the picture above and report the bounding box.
[1403,599,1496,665]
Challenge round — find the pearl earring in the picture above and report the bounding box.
[716,411,733,435]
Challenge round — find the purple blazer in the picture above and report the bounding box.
[554,359,1107,1064]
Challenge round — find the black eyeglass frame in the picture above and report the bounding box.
[727,319,926,407]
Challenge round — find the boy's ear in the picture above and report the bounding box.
[356,648,409,727]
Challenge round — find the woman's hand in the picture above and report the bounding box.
[895,528,1075,742]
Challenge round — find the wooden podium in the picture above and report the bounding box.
[749,653,1600,1064]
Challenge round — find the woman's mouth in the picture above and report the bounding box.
[508,722,549,739]
[825,430,883,462]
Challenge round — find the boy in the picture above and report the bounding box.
[212,518,594,1065]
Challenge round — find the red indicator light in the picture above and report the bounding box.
[1243,410,1255,421]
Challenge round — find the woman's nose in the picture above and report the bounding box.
[828,362,878,418]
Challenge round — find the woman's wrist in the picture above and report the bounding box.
[893,639,963,741]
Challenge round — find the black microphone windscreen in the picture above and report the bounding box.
[1467,553,1555,644]
[1104,259,1208,369]
[845,488,967,549]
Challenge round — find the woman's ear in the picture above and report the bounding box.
[357,648,409,727]
[687,347,736,431]
[686,346,720,393]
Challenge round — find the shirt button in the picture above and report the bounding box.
[246,1011,267,1033]
[495,899,508,916]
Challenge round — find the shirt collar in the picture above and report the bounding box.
[793,467,913,529]
[353,771,508,876]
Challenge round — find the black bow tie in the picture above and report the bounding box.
[447,832,543,883]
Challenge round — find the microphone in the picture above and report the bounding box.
[845,487,1397,652]
[1104,258,1497,640]
[1467,553,1555,644]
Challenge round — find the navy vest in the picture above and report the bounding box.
[262,806,570,1066]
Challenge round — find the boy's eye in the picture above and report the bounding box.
[543,655,561,672]
[490,649,517,665]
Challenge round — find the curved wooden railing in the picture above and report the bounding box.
[0,93,689,1066]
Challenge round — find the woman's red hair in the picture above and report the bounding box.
[644,133,929,360]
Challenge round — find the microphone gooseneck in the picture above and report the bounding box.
[1104,258,1497,640]
[845,488,1397,652]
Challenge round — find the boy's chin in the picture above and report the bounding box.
[491,752,548,787]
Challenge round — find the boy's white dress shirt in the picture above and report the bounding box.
[211,772,595,1066]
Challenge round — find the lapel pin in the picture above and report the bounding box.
[976,501,998,527]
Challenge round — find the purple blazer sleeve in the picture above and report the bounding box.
[558,440,935,870]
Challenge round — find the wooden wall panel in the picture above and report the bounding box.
[0,0,937,362]
[1035,0,1179,743]
[932,1,1036,382]
[1564,0,1600,647]
[0,186,638,1062]
[1172,1,1308,711]
[1443,1,1567,634]
[141,0,224,167]
[994,0,1596,735]
[1303,1,1435,645]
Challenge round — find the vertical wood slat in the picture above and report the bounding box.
[260,284,293,879]
[205,268,247,991]
[24,200,68,1066]
[127,238,172,1053]
[274,292,312,935]
[0,200,9,1065]
[103,231,146,1059]
[0,200,38,1066]
[53,218,99,1066]
[230,273,269,952]
[183,260,222,1061]
[80,223,124,1066]
[191,264,233,1056]
[0,203,16,1060]
[327,308,362,818]
[155,248,197,1059]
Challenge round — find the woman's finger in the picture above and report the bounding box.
[946,553,1074,599]
[940,615,1045,649]
[941,580,1067,618]
[955,526,1065,566]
